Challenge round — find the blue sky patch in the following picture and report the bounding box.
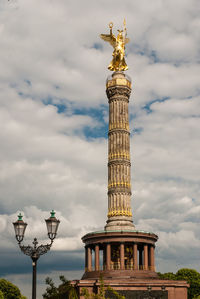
[74,105,108,139]
[24,79,31,86]
[92,43,103,50]
[142,97,170,114]
[45,99,109,139]
[133,127,143,135]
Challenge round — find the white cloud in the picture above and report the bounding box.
[0,0,200,297]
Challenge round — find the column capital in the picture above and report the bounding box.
[106,85,131,102]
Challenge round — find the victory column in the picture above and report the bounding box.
[81,20,158,279]
[101,19,134,231]
[73,21,189,299]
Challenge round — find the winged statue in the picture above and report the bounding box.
[100,19,130,71]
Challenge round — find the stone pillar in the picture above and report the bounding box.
[133,243,138,270]
[139,247,143,270]
[85,247,88,271]
[150,245,155,271]
[105,72,134,231]
[106,243,111,270]
[87,247,92,271]
[148,245,151,269]
[95,244,99,271]
[144,244,148,270]
[120,243,125,270]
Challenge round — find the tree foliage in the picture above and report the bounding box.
[176,268,200,299]
[157,268,200,299]
[80,276,125,299]
[0,279,27,299]
[157,272,176,280]
[43,275,125,299]
[43,275,78,299]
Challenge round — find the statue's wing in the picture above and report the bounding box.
[125,37,130,44]
[100,34,116,47]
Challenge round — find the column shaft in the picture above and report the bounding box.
[87,247,92,271]
[144,244,148,270]
[133,243,138,270]
[120,243,125,270]
[95,244,100,271]
[105,72,134,230]
[106,243,111,270]
[150,246,155,271]
[139,248,143,270]
[85,247,88,271]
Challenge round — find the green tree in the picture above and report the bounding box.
[157,268,200,299]
[157,272,176,280]
[43,275,78,299]
[0,279,27,299]
[0,290,4,299]
[81,276,125,299]
[43,275,124,299]
[42,277,58,298]
[176,268,200,299]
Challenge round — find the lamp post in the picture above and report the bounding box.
[13,210,60,299]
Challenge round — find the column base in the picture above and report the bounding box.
[82,269,158,280]
[105,216,135,231]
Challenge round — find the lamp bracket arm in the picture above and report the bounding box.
[19,244,34,257]
[35,242,53,257]
[19,240,53,258]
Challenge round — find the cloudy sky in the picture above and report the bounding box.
[0,0,200,297]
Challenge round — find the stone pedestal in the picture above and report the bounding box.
[72,278,189,299]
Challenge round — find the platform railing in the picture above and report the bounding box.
[85,265,155,272]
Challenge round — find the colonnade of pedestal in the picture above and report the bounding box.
[85,242,155,272]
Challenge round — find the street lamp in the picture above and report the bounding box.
[13,210,60,299]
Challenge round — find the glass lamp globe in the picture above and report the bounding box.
[13,213,27,243]
[45,210,60,240]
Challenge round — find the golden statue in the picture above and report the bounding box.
[100,19,130,71]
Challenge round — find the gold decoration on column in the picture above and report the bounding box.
[108,208,132,217]
[109,152,130,160]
